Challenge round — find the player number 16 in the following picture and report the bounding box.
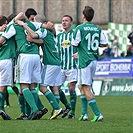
[85,33,99,51]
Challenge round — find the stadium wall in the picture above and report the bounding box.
[0,0,133,28]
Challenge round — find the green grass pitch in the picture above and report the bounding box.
[0,95,132,133]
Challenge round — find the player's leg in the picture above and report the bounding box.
[4,89,10,108]
[0,59,12,120]
[66,69,77,119]
[0,109,11,120]
[52,86,60,104]
[16,54,42,120]
[59,70,71,118]
[16,56,29,119]
[30,57,48,119]
[40,86,62,120]
[21,84,38,111]
[30,83,44,109]
[78,85,88,121]
[1,60,11,109]
[59,88,71,108]
[37,84,45,110]
[12,85,19,96]
[16,92,28,120]
[83,85,103,122]
[13,58,27,119]
[50,86,64,118]
[80,61,103,122]
[59,88,71,116]
[40,65,62,119]
[50,86,60,104]
[4,85,19,108]
[67,81,77,119]
[30,83,48,119]
[0,86,7,111]
[50,66,63,119]
[21,84,43,120]
[0,88,11,120]
[16,88,32,120]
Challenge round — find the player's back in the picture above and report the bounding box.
[14,20,39,55]
[40,28,60,66]
[74,22,102,68]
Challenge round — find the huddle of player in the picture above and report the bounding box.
[0,6,108,122]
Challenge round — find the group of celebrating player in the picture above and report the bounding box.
[0,6,108,122]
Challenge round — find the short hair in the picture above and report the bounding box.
[34,14,46,23]
[25,8,37,18]
[7,13,16,23]
[83,6,94,21]
[63,15,73,22]
[0,15,7,26]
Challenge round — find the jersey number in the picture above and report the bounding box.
[85,33,99,51]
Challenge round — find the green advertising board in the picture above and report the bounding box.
[100,78,133,96]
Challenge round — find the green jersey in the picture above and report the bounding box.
[2,20,40,55]
[0,32,16,60]
[72,22,108,68]
[36,28,60,66]
[56,29,77,70]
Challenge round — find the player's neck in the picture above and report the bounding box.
[83,18,91,23]
[64,27,71,33]
[83,21,92,24]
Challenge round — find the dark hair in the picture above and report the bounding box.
[25,8,37,18]
[83,6,94,21]
[0,15,7,26]
[7,13,16,23]
[63,15,73,22]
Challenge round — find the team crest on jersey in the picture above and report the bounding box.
[61,40,70,48]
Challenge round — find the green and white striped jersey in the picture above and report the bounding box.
[36,27,61,66]
[72,22,108,69]
[0,32,16,60]
[56,29,77,70]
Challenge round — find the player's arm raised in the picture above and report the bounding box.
[14,12,26,22]
[16,20,38,38]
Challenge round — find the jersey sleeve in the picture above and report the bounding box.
[71,28,81,47]
[36,28,47,39]
[100,30,108,46]
[1,24,16,39]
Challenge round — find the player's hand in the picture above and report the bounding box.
[46,21,54,29]
[0,24,6,32]
[42,21,54,29]
[16,20,25,26]
[73,52,78,59]
[42,21,56,36]
[26,34,33,42]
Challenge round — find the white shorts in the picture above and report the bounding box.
[61,69,78,84]
[78,60,97,86]
[16,54,41,84]
[40,65,61,86]
[0,59,13,86]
